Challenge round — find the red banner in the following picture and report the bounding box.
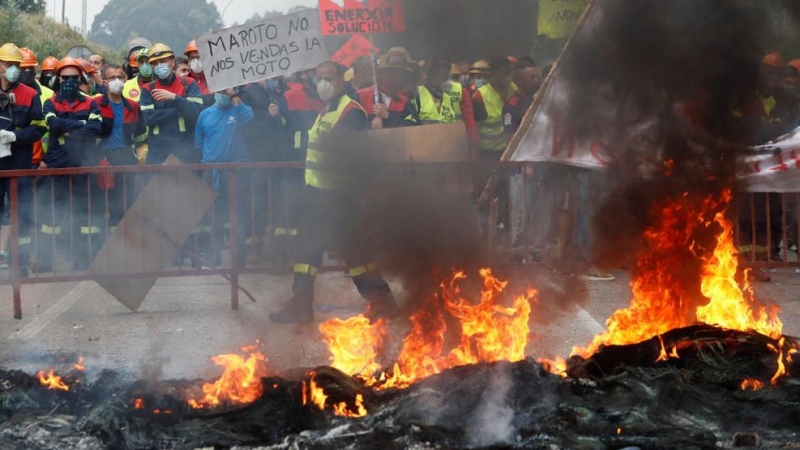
[330,34,380,67]
[319,0,405,36]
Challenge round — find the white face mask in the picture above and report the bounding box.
[108,78,124,95]
[190,58,203,74]
[316,79,335,101]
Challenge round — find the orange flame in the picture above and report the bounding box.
[301,370,368,418]
[319,315,385,381]
[319,269,536,391]
[133,398,145,409]
[37,369,69,391]
[187,344,268,409]
[569,190,785,373]
[73,356,85,372]
[537,356,568,378]
[740,379,764,391]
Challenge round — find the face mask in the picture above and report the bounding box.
[59,78,80,100]
[316,79,335,101]
[154,62,171,80]
[441,80,453,92]
[268,78,280,89]
[19,69,36,87]
[474,78,488,88]
[3,65,20,83]
[40,73,54,88]
[282,74,294,83]
[108,78,124,95]
[459,74,470,86]
[138,62,152,78]
[190,58,203,74]
[214,93,231,108]
[310,76,318,86]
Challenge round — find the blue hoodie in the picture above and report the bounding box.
[195,101,255,190]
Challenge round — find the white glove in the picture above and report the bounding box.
[0,130,16,144]
[0,142,10,158]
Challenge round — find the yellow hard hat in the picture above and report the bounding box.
[468,59,491,75]
[148,43,175,63]
[450,63,461,76]
[343,67,354,82]
[0,43,23,63]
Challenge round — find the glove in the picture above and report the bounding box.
[0,130,16,144]
[78,120,87,127]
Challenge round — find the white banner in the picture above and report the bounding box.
[740,130,800,192]
[196,9,329,93]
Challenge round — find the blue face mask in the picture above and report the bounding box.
[3,65,20,83]
[154,62,172,80]
[138,62,152,78]
[474,78,488,88]
[268,78,280,89]
[214,93,231,108]
[59,78,80,100]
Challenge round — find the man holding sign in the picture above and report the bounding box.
[270,60,398,324]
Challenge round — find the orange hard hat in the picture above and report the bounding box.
[56,56,84,75]
[41,55,58,72]
[762,52,785,67]
[789,59,800,74]
[184,39,199,56]
[77,58,97,75]
[19,47,37,68]
[128,52,139,69]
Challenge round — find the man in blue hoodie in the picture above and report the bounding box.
[195,87,254,268]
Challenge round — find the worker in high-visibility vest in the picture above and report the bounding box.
[270,61,398,324]
[473,55,517,157]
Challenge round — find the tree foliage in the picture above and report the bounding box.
[0,0,45,14]
[89,0,222,52]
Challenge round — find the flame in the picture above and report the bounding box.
[37,369,69,391]
[319,315,385,381]
[570,190,785,367]
[319,269,536,391]
[537,356,568,378]
[332,393,367,418]
[187,344,268,409]
[740,378,765,391]
[133,398,145,409]
[73,356,85,372]
[301,370,368,418]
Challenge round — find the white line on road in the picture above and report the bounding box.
[7,281,93,341]
[575,305,605,334]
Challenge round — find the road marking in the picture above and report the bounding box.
[575,305,605,334]
[7,281,93,341]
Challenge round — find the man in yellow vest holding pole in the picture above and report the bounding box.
[269,61,398,324]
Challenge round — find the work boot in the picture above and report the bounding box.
[269,297,314,324]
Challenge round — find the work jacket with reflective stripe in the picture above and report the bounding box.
[0,82,46,171]
[43,94,102,168]
[473,83,516,152]
[139,75,204,164]
[285,82,324,161]
[31,82,54,166]
[96,94,147,156]
[414,85,457,124]
[306,93,367,190]
[357,87,418,127]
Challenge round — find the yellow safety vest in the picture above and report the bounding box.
[37,82,54,154]
[123,76,144,103]
[306,94,365,190]
[477,83,516,152]
[447,82,463,120]
[417,86,456,124]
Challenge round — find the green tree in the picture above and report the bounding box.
[0,0,45,14]
[89,0,222,52]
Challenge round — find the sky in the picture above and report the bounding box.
[46,0,318,32]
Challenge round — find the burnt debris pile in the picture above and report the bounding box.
[1,327,799,450]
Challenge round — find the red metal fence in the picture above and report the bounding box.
[1,162,797,319]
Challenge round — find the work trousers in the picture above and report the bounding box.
[291,186,391,304]
[0,175,33,268]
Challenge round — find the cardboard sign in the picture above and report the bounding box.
[331,34,380,68]
[538,0,590,39]
[196,9,329,92]
[319,0,405,36]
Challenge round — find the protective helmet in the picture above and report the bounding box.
[343,67,354,82]
[128,51,139,69]
[149,43,175,63]
[127,37,153,55]
[19,47,37,68]
[136,48,150,63]
[378,48,414,71]
[789,59,800,74]
[450,63,461,76]
[0,43,23,63]
[762,52,785,67]
[184,39,199,56]
[41,56,58,72]
[468,59,491,75]
[56,56,84,75]
[77,58,97,75]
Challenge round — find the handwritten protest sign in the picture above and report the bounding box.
[319,0,405,36]
[538,0,590,39]
[196,9,329,92]
[330,33,380,67]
